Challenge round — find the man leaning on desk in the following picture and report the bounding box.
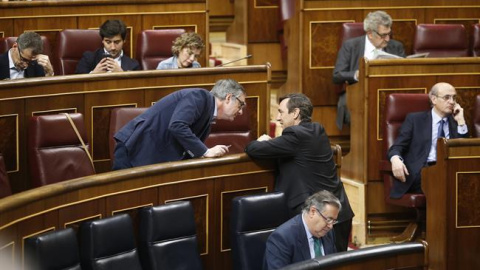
[332,10,405,130]
[0,32,54,80]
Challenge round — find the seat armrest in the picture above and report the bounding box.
[379,160,392,172]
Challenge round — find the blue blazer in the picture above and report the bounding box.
[387,110,468,198]
[75,48,140,74]
[114,88,215,167]
[0,51,46,80]
[263,214,336,270]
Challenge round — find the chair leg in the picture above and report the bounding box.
[391,222,418,243]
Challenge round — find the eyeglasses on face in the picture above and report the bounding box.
[17,47,33,65]
[314,207,338,225]
[435,94,457,102]
[233,95,246,109]
[372,29,392,39]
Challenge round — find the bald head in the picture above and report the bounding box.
[429,82,455,99]
[429,82,457,118]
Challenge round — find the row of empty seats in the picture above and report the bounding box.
[0,29,187,76]
[340,23,480,57]
[25,201,202,270]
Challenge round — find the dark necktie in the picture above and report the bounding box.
[313,237,322,257]
[438,119,445,138]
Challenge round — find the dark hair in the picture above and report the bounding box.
[302,190,342,214]
[278,93,313,122]
[16,32,43,55]
[171,32,205,56]
[99,20,127,40]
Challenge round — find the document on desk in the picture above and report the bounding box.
[375,51,429,59]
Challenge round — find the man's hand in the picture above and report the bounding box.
[203,145,230,158]
[453,103,466,126]
[35,54,54,76]
[257,134,272,142]
[91,58,109,73]
[105,58,123,72]
[391,156,409,182]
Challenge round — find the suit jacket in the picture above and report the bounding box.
[387,110,468,198]
[75,48,140,74]
[263,214,336,270]
[245,122,354,223]
[0,51,46,80]
[114,88,215,167]
[333,35,405,85]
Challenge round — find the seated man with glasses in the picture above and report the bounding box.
[112,79,246,169]
[388,82,468,199]
[263,190,341,270]
[246,93,354,252]
[332,10,405,130]
[0,31,54,80]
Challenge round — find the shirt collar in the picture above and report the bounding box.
[431,108,445,123]
[301,213,314,240]
[8,49,17,70]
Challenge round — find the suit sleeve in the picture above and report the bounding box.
[387,114,414,160]
[263,232,293,270]
[333,42,358,85]
[75,51,95,74]
[245,128,299,159]
[168,92,210,157]
[391,40,406,58]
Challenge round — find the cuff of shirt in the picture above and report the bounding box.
[457,124,468,135]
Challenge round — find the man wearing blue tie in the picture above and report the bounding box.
[263,190,340,270]
[388,82,469,198]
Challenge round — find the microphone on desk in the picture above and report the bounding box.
[216,54,252,67]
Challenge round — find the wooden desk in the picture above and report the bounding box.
[344,58,480,245]
[0,65,271,192]
[422,138,480,270]
[0,153,276,270]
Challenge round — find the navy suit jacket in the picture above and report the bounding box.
[333,35,405,85]
[387,110,468,198]
[0,51,46,80]
[75,48,140,74]
[245,122,354,223]
[263,214,336,270]
[114,88,215,167]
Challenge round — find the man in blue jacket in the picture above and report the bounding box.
[113,79,246,169]
[263,190,340,270]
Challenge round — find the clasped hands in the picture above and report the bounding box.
[92,57,123,73]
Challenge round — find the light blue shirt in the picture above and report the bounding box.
[302,214,324,258]
[156,56,201,70]
[8,49,25,79]
[427,109,468,162]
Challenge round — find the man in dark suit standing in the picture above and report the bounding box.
[388,82,469,198]
[263,190,340,270]
[333,10,405,130]
[245,93,354,252]
[113,79,246,169]
[75,19,140,74]
[0,32,54,80]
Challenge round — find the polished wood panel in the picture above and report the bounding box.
[344,57,480,244]
[422,138,480,270]
[0,154,275,270]
[0,65,271,192]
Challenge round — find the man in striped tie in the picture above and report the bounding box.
[263,190,340,270]
[388,82,469,199]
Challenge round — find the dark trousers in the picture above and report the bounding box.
[112,140,133,170]
[333,219,352,252]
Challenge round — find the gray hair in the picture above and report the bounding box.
[363,11,392,32]
[16,32,43,55]
[210,79,245,100]
[428,82,455,105]
[302,190,342,214]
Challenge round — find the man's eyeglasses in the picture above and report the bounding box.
[314,208,338,225]
[234,95,246,109]
[17,47,33,65]
[373,29,392,39]
[435,94,456,102]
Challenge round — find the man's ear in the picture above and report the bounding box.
[293,108,300,119]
